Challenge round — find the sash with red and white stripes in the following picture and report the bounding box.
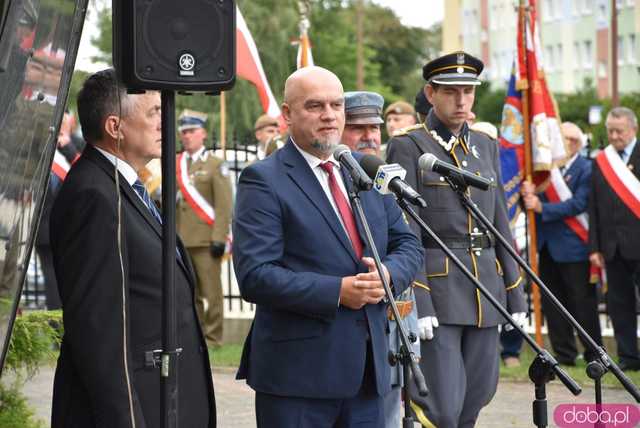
[51,150,70,181]
[595,145,640,219]
[544,167,589,243]
[176,152,216,226]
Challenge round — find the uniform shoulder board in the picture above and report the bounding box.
[392,123,425,137]
[469,129,497,141]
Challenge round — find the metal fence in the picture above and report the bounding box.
[20,141,634,332]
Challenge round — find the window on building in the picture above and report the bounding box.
[627,0,635,7]
[574,42,582,70]
[584,40,593,68]
[628,34,637,64]
[554,0,563,19]
[583,0,593,13]
[543,0,553,21]
[598,61,607,78]
[597,2,607,22]
[556,43,563,70]
[618,36,625,65]
[546,45,555,71]
[572,0,580,16]
[615,0,624,9]
[472,9,479,34]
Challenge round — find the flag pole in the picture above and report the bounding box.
[519,0,544,346]
[220,91,227,160]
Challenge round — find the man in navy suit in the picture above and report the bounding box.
[233,66,422,428]
[522,122,602,366]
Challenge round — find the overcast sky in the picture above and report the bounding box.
[371,0,443,29]
[74,1,444,72]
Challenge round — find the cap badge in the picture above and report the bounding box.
[457,67,464,74]
[457,52,465,65]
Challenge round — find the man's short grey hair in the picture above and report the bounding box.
[606,106,638,129]
[77,68,136,144]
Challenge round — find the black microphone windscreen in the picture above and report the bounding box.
[359,155,385,179]
[333,144,351,160]
[418,153,437,171]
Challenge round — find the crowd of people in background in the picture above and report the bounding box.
[39,49,640,426]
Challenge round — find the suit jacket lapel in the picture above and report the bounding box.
[628,139,640,180]
[281,141,358,263]
[85,145,194,281]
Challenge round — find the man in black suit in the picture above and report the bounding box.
[589,106,640,371]
[50,69,215,427]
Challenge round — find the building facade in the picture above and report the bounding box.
[443,0,640,97]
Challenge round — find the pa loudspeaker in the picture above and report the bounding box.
[112,0,236,92]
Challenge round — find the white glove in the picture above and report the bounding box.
[418,316,439,341]
[504,312,527,332]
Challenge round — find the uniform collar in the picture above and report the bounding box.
[188,146,207,163]
[426,109,470,153]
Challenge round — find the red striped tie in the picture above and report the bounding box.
[320,162,363,259]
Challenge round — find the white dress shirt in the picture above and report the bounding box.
[291,139,353,239]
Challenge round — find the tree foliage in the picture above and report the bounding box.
[73,0,442,142]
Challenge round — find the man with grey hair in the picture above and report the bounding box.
[522,121,602,366]
[50,69,216,426]
[589,106,640,371]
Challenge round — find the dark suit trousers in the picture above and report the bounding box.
[36,245,61,310]
[254,342,382,428]
[604,251,640,364]
[539,246,602,363]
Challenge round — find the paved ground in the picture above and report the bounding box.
[15,365,638,427]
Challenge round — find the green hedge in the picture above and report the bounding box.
[0,311,62,428]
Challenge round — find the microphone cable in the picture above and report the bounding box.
[114,84,137,428]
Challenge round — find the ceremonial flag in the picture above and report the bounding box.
[516,0,565,173]
[296,18,314,69]
[236,7,281,118]
[499,66,524,224]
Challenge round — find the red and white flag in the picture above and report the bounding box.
[517,0,566,173]
[236,7,281,119]
[51,150,70,181]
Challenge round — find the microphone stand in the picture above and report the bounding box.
[394,196,582,428]
[442,176,640,416]
[346,186,429,428]
[160,90,180,428]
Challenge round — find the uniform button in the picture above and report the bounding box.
[475,250,481,256]
[473,227,479,232]
[490,177,495,182]
[439,176,445,182]
[462,160,468,167]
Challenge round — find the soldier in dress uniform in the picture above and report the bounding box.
[384,100,417,137]
[386,52,527,427]
[254,114,283,160]
[176,109,233,348]
[342,91,421,427]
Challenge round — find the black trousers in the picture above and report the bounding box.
[605,251,640,364]
[539,246,602,363]
[36,245,62,310]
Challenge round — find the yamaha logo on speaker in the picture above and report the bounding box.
[179,53,196,76]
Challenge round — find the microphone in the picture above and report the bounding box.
[418,153,491,191]
[359,155,427,208]
[333,145,373,191]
